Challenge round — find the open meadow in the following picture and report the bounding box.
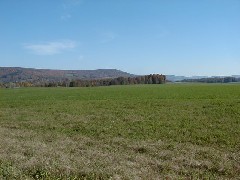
[0,84,240,179]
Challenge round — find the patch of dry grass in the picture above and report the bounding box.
[0,125,239,179]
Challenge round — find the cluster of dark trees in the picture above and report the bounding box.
[69,74,166,87]
[181,77,240,83]
[1,74,166,88]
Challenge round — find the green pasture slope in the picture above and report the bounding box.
[0,84,239,179]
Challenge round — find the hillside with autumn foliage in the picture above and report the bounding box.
[0,67,134,83]
[0,67,166,88]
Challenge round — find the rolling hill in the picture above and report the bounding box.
[0,67,135,83]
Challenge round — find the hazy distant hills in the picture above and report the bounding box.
[166,75,208,82]
[0,67,135,83]
[166,75,240,82]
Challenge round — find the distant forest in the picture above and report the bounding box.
[1,74,166,88]
[181,77,240,83]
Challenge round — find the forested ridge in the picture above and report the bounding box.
[0,67,166,88]
[0,67,134,83]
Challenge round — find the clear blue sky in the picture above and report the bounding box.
[0,0,240,76]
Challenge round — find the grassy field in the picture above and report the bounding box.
[0,84,240,179]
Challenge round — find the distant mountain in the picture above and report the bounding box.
[0,67,135,83]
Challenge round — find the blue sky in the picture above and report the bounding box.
[0,0,240,76]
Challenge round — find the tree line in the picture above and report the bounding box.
[181,77,240,83]
[69,74,166,87]
[1,74,166,88]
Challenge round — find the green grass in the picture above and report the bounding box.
[0,84,240,179]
